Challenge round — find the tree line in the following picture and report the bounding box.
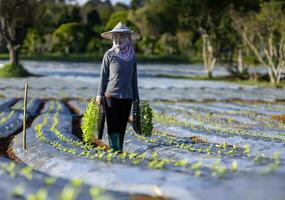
[0,0,285,83]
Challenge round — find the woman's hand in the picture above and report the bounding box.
[96,98,101,105]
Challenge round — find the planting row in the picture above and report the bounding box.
[153,101,285,128]
[138,85,285,102]
[0,98,42,139]
[32,103,211,176]
[125,128,285,175]
[11,98,43,117]
[12,115,210,199]
[152,102,285,143]
[0,98,18,111]
[11,99,285,199]
[70,100,285,176]
[3,77,285,101]
[0,157,136,200]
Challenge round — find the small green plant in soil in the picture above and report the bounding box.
[0,110,15,124]
[191,161,202,176]
[243,144,251,157]
[70,179,82,187]
[20,166,33,180]
[261,159,281,174]
[174,159,188,167]
[261,151,282,174]
[211,159,227,178]
[231,160,238,172]
[11,185,25,198]
[89,187,107,200]
[148,159,170,169]
[272,151,281,165]
[81,99,99,144]
[44,177,57,186]
[27,188,48,200]
[1,162,16,177]
[59,185,78,200]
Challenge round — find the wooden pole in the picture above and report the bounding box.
[23,83,28,150]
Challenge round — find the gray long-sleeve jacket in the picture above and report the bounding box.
[96,49,140,101]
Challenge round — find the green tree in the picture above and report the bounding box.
[154,33,178,55]
[21,29,43,54]
[106,10,136,30]
[52,22,91,53]
[230,1,285,83]
[86,34,110,54]
[136,36,156,55]
[0,0,38,65]
[177,0,227,78]
[113,2,129,11]
[83,0,113,25]
[175,0,260,78]
[129,0,178,38]
[84,9,101,27]
[130,0,146,10]
[176,31,194,56]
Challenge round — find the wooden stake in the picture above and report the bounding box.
[23,83,28,150]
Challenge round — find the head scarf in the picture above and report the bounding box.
[111,33,135,62]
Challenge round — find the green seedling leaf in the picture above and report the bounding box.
[59,185,78,200]
[20,166,33,180]
[44,177,57,186]
[231,160,238,172]
[11,185,25,198]
[27,188,48,200]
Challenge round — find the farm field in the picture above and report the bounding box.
[0,61,285,200]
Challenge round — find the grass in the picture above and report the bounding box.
[0,53,203,64]
[0,63,31,78]
[0,53,101,63]
[157,74,285,88]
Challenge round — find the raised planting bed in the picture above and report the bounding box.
[41,100,70,114]
[0,157,137,200]
[0,98,18,111]
[0,98,43,139]
[12,125,214,199]
[12,101,285,200]
[152,103,285,142]
[0,110,23,139]
[68,98,285,175]
[154,124,285,161]
[124,128,285,175]
[11,98,43,117]
[138,84,285,102]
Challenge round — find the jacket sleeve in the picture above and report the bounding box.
[132,60,140,101]
[96,53,110,100]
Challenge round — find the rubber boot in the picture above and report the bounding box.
[108,132,121,152]
[119,132,125,152]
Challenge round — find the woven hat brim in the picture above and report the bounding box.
[101,30,141,40]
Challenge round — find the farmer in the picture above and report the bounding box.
[96,22,140,152]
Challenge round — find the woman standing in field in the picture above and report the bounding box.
[96,22,140,152]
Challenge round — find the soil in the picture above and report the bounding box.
[131,195,169,200]
[0,135,21,163]
[272,115,285,124]
[0,99,45,163]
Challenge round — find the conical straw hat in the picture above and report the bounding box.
[101,21,141,40]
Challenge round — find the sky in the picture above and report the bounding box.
[76,0,131,5]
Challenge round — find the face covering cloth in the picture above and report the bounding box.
[112,34,135,61]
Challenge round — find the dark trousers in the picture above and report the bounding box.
[105,97,132,148]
